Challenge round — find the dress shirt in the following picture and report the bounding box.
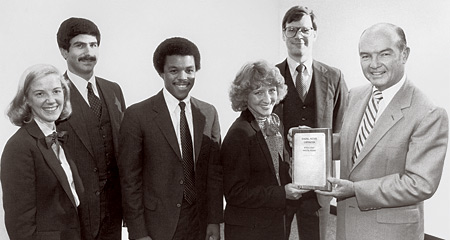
[34,118,80,206]
[375,74,406,121]
[163,88,195,162]
[67,70,99,106]
[287,56,313,90]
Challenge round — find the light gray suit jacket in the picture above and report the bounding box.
[335,79,448,240]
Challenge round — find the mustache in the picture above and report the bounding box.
[78,56,97,61]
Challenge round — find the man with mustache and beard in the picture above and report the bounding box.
[56,17,126,240]
[118,37,223,240]
[272,5,348,240]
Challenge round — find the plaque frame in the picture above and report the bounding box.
[292,128,332,191]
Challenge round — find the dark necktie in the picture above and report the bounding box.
[45,131,67,162]
[296,64,307,101]
[352,88,383,164]
[87,82,102,119]
[179,101,196,204]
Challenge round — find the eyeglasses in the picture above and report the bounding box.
[283,27,314,38]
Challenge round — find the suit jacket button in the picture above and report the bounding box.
[93,168,98,173]
[95,191,100,196]
[176,203,181,208]
[179,180,184,184]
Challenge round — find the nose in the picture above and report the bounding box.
[46,95,56,104]
[369,56,381,69]
[262,91,271,103]
[179,70,188,80]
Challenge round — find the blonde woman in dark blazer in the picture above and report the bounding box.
[1,64,83,240]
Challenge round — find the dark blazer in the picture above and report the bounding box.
[1,120,84,240]
[118,90,223,240]
[335,80,448,240]
[221,109,291,240]
[56,75,126,238]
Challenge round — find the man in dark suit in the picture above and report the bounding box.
[118,37,223,240]
[56,17,125,240]
[273,5,348,240]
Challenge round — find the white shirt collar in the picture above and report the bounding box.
[377,73,406,106]
[67,70,98,97]
[34,118,56,136]
[287,56,313,76]
[163,88,191,113]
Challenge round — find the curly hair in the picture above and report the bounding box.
[153,37,201,74]
[229,60,287,112]
[7,64,72,126]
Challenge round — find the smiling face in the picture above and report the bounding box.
[247,85,278,117]
[27,74,64,126]
[283,15,317,63]
[160,55,196,100]
[359,28,409,91]
[60,34,99,80]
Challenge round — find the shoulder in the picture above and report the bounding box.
[223,114,255,143]
[96,76,122,90]
[313,60,342,76]
[2,127,35,159]
[191,97,218,114]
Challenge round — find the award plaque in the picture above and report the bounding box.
[292,128,332,191]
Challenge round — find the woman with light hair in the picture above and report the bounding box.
[1,64,83,240]
[221,60,307,240]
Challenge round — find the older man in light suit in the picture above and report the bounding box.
[315,23,448,240]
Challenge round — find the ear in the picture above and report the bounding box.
[59,48,68,60]
[401,47,410,63]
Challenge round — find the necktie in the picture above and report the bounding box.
[87,82,102,119]
[179,101,196,204]
[295,64,307,101]
[45,131,67,163]
[352,88,383,163]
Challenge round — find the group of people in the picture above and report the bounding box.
[1,5,448,240]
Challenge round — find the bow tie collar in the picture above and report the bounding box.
[44,131,67,149]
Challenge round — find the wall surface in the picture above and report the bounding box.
[1,0,449,239]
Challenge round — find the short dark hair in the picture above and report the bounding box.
[57,17,101,51]
[7,64,72,126]
[153,37,201,74]
[282,6,317,30]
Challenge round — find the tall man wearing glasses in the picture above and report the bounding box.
[273,6,348,240]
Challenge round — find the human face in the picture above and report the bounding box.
[283,15,317,63]
[160,55,196,100]
[359,30,409,91]
[247,85,278,117]
[60,34,99,80]
[27,74,64,127]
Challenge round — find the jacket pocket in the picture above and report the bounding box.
[376,206,419,224]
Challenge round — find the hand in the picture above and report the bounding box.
[315,177,355,200]
[136,236,152,240]
[285,183,309,200]
[287,125,311,148]
[205,223,220,240]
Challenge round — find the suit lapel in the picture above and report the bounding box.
[153,91,182,159]
[312,61,329,127]
[26,122,79,208]
[191,98,205,162]
[65,77,95,157]
[96,77,123,154]
[351,81,412,171]
[245,110,278,179]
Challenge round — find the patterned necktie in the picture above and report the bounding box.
[295,64,307,101]
[87,82,102,119]
[179,101,196,204]
[352,88,383,163]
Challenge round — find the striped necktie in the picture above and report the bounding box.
[352,88,383,163]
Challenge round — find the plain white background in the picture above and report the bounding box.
[1,0,449,239]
